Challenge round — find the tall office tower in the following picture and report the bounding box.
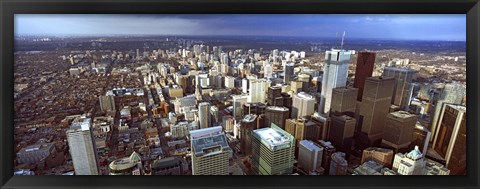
[249,79,267,103]
[198,102,211,129]
[298,140,324,174]
[225,76,235,89]
[251,124,295,175]
[240,114,257,156]
[67,117,99,175]
[298,73,312,92]
[290,80,304,94]
[264,106,290,129]
[99,95,116,113]
[381,111,417,152]
[190,126,231,175]
[318,140,336,175]
[267,86,282,106]
[243,103,258,116]
[330,87,358,117]
[284,118,317,142]
[432,104,466,175]
[410,124,431,157]
[361,147,394,167]
[242,78,249,93]
[309,113,330,141]
[319,49,352,114]
[291,92,316,119]
[353,52,376,101]
[359,76,395,147]
[329,152,348,175]
[430,83,466,141]
[232,94,249,120]
[328,113,356,153]
[382,67,416,110]
[222,115,235,132]
[284,62,295,84]
[136,49,140,59]
[392,146,425,175]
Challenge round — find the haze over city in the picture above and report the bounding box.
[13,14,466,176]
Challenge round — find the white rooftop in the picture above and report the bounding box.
[253,128,290,147]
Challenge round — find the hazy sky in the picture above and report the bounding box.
[15,14,466,41]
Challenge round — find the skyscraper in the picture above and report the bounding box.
[232,94,249,120]
[319,49,352,114]
[190,126,231,175]
[432,104,466,175]
[359,76,395,147]
[240,114,257,156]
[99,95,115,113]
[249,79,267,103]
[291,92,316,119]
[330,87,358,117]
[382,67,416,110]
[264,106,290,129]
[67,117,99,175]
[251,124,295,175]
[318,140,336,175]
[392,146,425,175]
[284,62,295,84]
[328,113,356,153]
[298,140,324,174]
[198,102,211,129]
[353,52,376,101]
[382,111,417,152]
[430,83,466,142]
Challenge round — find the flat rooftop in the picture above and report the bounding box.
[253,127,290,147]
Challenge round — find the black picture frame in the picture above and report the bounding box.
[1,0,479,189]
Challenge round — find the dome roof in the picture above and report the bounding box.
[406,146,423,160]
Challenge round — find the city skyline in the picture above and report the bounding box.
[15,14,466,41]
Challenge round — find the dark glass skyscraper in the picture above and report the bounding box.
[353,52,376,101]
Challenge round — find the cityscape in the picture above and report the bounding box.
[13,14,466,176]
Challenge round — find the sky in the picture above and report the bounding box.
[14,14,466,41]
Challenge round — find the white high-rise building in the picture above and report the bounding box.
[198,102,211,129]
[225,76,235,89]
[292,92,316,119]
[190,126,231,175]
[319,49,352,114]
[248,79,267,103]
[67,117,99,175]
[298,140,324,174]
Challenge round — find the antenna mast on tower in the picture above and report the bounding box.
[335,32,339,49]
[341,31,346,49]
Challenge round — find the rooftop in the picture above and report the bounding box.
[191,131,229,156]
[299,140,323,152]
[253,127,291,148]
[266,106,289,112]
[390,111,416,119]
[242,114,257,123]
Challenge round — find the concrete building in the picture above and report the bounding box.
[151,157,189,175]
[361,147,394,168]
[358,76,395,148]
[298,140,323,174]
[198,102,211,129]
[99,95,115,113]
[249,79,268,103]
[190,126,231,175]
[328,113,356,153]
[66,117,99,175]
[353,52,376,101]
[319,49,352,114]
[264,106,290,129]
[432,104,466,175]
[382,111,417,152]
[410,124,431,156]
[382,67,416,110]
[284,62,295,84]
[232,94,249,120]
[392,146,425,175]
[251,124,295,175]
[318,140,336,175]
[329,152,348,175]
[330,87,358,117]
[292,92,316,119]
[16,142,56,164]
[108,151,142,175]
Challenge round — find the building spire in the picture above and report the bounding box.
[341,31,346,49]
